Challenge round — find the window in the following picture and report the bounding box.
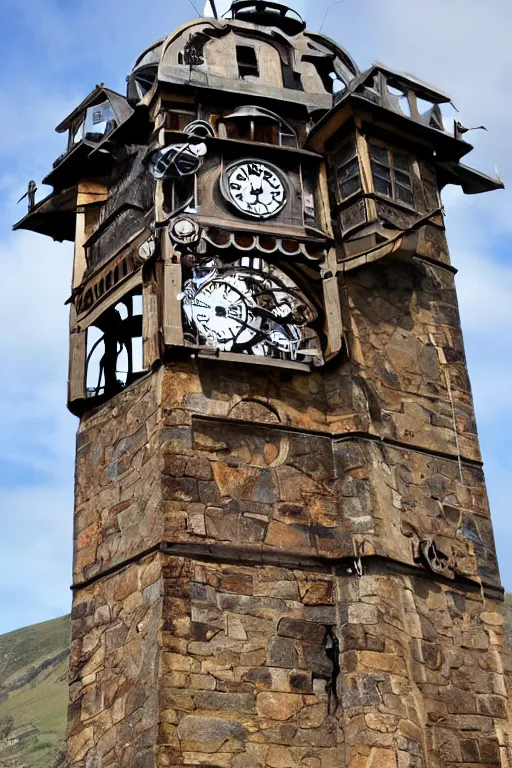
[86,291,145,400]
[166,110,196,132]
[369,143,413,206]
[218,107,297,148]
[279,124,297,148]
[254,120,279,145]
[164,178,195,216]
[83,101,116,142]
[71,120,84,147]
[237,46,259,79]
[337,138,361,200]
[128,64,158,103]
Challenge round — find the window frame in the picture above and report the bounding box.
[165,107,197,132]
[236,46,260,79]
[368,140,415,208]
[217,106,297,148]
[335,136,362,202]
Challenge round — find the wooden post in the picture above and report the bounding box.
[323,248,343,360]
[143,278,160,369]
[162,230,184,347]
[68,304,87,403]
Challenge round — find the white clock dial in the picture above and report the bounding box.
[186,274,262,351]
[224,161,286,219]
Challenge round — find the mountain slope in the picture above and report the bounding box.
[0,616,70,768]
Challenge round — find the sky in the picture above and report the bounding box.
[0,0,510,634]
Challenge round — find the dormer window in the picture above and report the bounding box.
[67,102,117,151]
[237,46,259,79]
[83,101,116,142]
[369,142,413,206]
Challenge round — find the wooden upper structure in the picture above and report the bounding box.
[13,1,502,415]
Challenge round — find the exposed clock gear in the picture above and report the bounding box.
[180,256,322,364]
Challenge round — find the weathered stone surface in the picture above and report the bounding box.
[69,244,510,768]
[256,692,303,720]
[177,715,247,752]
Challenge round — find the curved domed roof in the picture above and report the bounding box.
[127,2,359,112]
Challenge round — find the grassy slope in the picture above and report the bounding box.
[0,597,511,767]
[0,616,70,768]
[0,615,70,688]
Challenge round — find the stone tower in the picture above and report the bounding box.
[15,3,512,766]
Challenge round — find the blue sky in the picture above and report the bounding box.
[0,0,511,634]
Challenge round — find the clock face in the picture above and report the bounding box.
[186,274,262,350]
[223,161,286,219]
[181,257,323,365]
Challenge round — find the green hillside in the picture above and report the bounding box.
[0,616,70,768]
[0,596,511,767]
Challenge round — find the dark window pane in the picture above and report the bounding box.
[337,138,357,166]
[371,162,391,181]
[394,153,410,171]
[374,176,392,196]
[280,132,297,148]
[339,158,359,182]
[397,185,413,205]
[237,46,259,78]
[225,119,252,141]
[168,113,180,131]
[341,176,361,198]
[370,144,388,164]
[225,121,238,139]
[395,169,411,186]
[255,122,279,145]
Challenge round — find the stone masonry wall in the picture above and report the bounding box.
[68,252,509,767]
[68,552,512,768]
[68,555,162,768]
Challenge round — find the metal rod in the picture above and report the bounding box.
[209,0,219,18]
[319,0,344,33]
[187,0,201,15]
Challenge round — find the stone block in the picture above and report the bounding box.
[177,715,247,753]
[277,619,326,644]
[256,692,303,720]
[192,690,256,714]
[267,637,299,669]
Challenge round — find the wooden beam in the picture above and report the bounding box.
[77,270,143,329]
[317,161,334,237]
[162,231,184,347]
[354,121,378,223]
[73,212,88,290]
[68,304,87,403]
[323,251,343,360]
[143,278,160,369]
[77,181,109,208]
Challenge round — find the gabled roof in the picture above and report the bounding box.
[55,86,133,133]
[306,62,474,162]
[365,62,452,104]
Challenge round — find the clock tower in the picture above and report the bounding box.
[15,3,512,767]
